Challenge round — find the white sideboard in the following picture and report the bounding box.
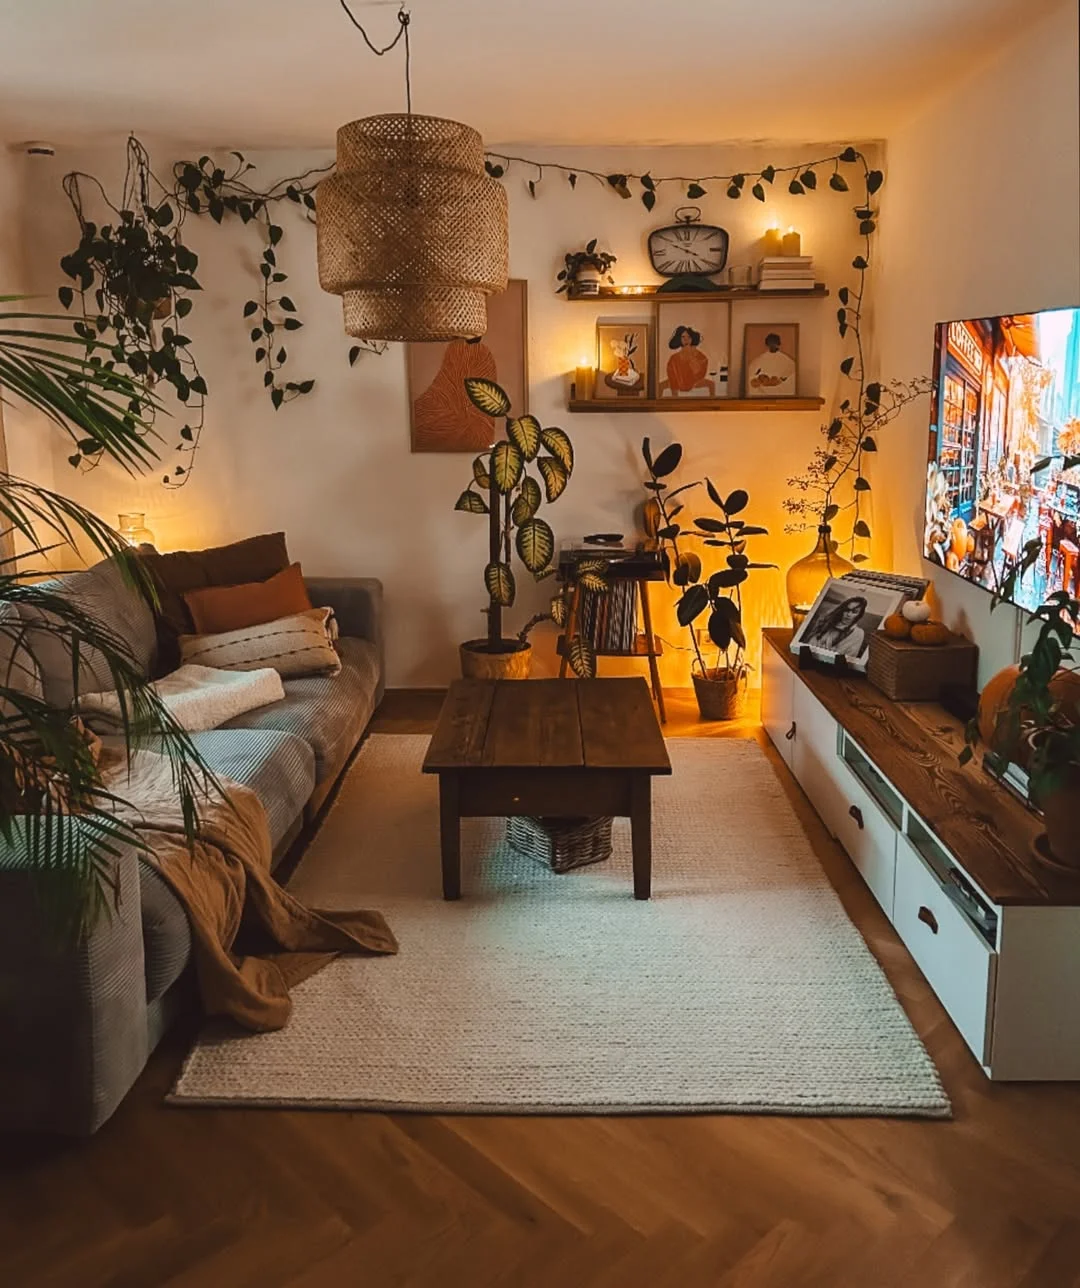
[762,629,1080,1081]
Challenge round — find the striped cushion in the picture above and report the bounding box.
[179,608,340,678]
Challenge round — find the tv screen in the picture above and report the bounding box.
[924,307,1080,623]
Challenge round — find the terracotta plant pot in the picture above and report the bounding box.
[692,667,746,721]
[459,639,532,680]
[1039,768,1080,869]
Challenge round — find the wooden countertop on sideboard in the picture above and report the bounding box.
[763,628,1079,907]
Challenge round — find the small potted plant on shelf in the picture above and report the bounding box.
[556,239,617,297]
[454,377,600,678]
[642,437,775,719]
[961,544,1080,867]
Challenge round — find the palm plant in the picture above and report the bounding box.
[0,297,216,940]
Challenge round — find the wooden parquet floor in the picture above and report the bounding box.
[4,688,1080,1288]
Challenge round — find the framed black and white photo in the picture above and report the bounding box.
[790,577,905,671]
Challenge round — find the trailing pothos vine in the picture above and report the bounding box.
[484,145,922,561]
[58,135,385,487]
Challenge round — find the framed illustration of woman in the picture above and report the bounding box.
[654,302,729,398]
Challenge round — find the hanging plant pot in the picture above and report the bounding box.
[573,265,602,297]
[459,638,532,680]
[692,667,746,721]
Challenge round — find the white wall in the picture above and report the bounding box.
[19,140,878,686]
[875,0,1080,685]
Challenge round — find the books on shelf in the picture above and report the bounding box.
[577,579,639,654]
[757,256,818,291]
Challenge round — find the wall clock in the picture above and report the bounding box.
[647,207,729,293]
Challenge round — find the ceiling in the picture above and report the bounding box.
[0,0,1055,150]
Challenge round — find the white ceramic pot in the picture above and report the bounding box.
[574,266,602,296]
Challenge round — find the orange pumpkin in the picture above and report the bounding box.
[883,613,911,639]
[910,620,950,646]
[979,664,1080,748]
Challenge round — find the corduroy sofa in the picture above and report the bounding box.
[0,553,384,1135]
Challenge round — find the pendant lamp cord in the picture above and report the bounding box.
[337,1,412,114]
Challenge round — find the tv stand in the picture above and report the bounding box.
[762,628,1080,1081]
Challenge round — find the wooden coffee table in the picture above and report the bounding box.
[422,677,671,900]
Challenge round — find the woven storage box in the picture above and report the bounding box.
[867,630,978,701]
[506,815,613,874]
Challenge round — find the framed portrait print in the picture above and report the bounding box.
[743,322,800,398]
[595,321,652,399]
[408,279,528,452]
[789,576,904,672]
[655,302,729,399]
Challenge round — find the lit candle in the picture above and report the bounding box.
[781,226,801,255]
[574,361,594,400]
[763,227,783,257]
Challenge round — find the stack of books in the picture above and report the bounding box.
[578,580,639,654]
[756,256,817,291]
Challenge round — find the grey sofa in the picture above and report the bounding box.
[0,565,385,1135]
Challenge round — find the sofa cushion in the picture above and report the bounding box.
[18,556,157,707]
[219,637,380,784]
[179,608,341,679]
[136,532,290,675]
[184,562,312,635]
[136,726,315,1003]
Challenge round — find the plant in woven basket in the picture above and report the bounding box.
[556,239,617,296]
[454,377,601,677]
[642,438,775,718]
[960,536,1080,867]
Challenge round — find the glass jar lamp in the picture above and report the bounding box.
[786,525,854,627]
[117,512,155,548]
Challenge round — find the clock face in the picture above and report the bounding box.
[648,223,729,277]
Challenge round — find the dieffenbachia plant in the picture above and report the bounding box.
[454,377,602,675]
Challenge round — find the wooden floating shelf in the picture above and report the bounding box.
[557,633,663,659]
[567,285,829,303]
[568,397,826,414]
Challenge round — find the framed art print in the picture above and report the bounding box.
[655,302,729,398]
[789,576,904,672]
[743,322,799,398]
[595,321,652,399]
[408,279,528,452]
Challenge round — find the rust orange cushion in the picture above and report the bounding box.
[183,562,312,635]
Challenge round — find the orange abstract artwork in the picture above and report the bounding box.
[408,280,528,452]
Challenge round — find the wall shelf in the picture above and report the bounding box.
[567,285,829,303]
[568,397,825,414]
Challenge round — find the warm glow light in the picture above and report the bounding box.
[781,227,802,255]
[117,512,154,548]
[762,227,783,256]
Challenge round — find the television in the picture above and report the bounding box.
[924,306,1080,624]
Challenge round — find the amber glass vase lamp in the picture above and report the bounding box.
[786,525,854,627]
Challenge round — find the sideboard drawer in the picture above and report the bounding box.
[832,758,898,917]
[894,835,997,1065]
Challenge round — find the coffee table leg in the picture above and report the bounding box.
[630,772,651,900]
[439,773,462,900]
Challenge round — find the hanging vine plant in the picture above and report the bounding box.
[58,135,386,487]
[483,144,918,559]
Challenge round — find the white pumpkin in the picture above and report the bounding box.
[902,599,933,624]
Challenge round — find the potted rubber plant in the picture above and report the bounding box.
[556,239,617,297]
[642,437,775,719]
[455,377,595,678]
[962,572,1080,868]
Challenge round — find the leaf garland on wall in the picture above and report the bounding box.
[483,145,897,559]
[58,136,386,487]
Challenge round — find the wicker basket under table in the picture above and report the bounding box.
[506,815,614,873]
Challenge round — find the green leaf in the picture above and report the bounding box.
[726,184,741,199]
[840,356,855,375]
[507,414,541,460]
[677,584,709,627]
[707,607,732,650]
[175,296,192,318]
[761,166,776,183]
[694,516,727,533]
[57,286,74,309]
[723,489,748,515]
[490,440,524,493]
[866,169,884,194]
[642,190,656,212]
[829,172,849,192]
[862,435,877,451]
[268,224,283,244]
[538,456,568,502]
[824,504,840,522]
[859,219,876,236]
[852,255,868,270]
[566,635,596,679]
[271,387,284,409]
[279,296,296,311]
[854,477,871,491]
[472,454,491,489]
[282,317,302,330]
[464,377,511,417]
[297,378,315,394]
[539,426,574,472]
[840,146,858,163]
[243,300,258,317]
[651,442,683,478]
[838,286,849,304]
[788,179,805,195]
[348,345,361,367]
[673,551,702,586]
[485,561,515,607]
[800,170,817,189]
[640,173,655,190]
[516,517,555,573]
[751,183,766,202]
[854,520,871,538]
[511,475,541,524]
[686,183,706,199]
[455,489,488,514]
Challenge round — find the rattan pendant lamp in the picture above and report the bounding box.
[316,3,508,342]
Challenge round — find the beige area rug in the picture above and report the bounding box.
[170,735,950,1118]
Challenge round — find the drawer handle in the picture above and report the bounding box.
[848,804,864,830]
[784,721,797,741]
[918,905,939,935]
